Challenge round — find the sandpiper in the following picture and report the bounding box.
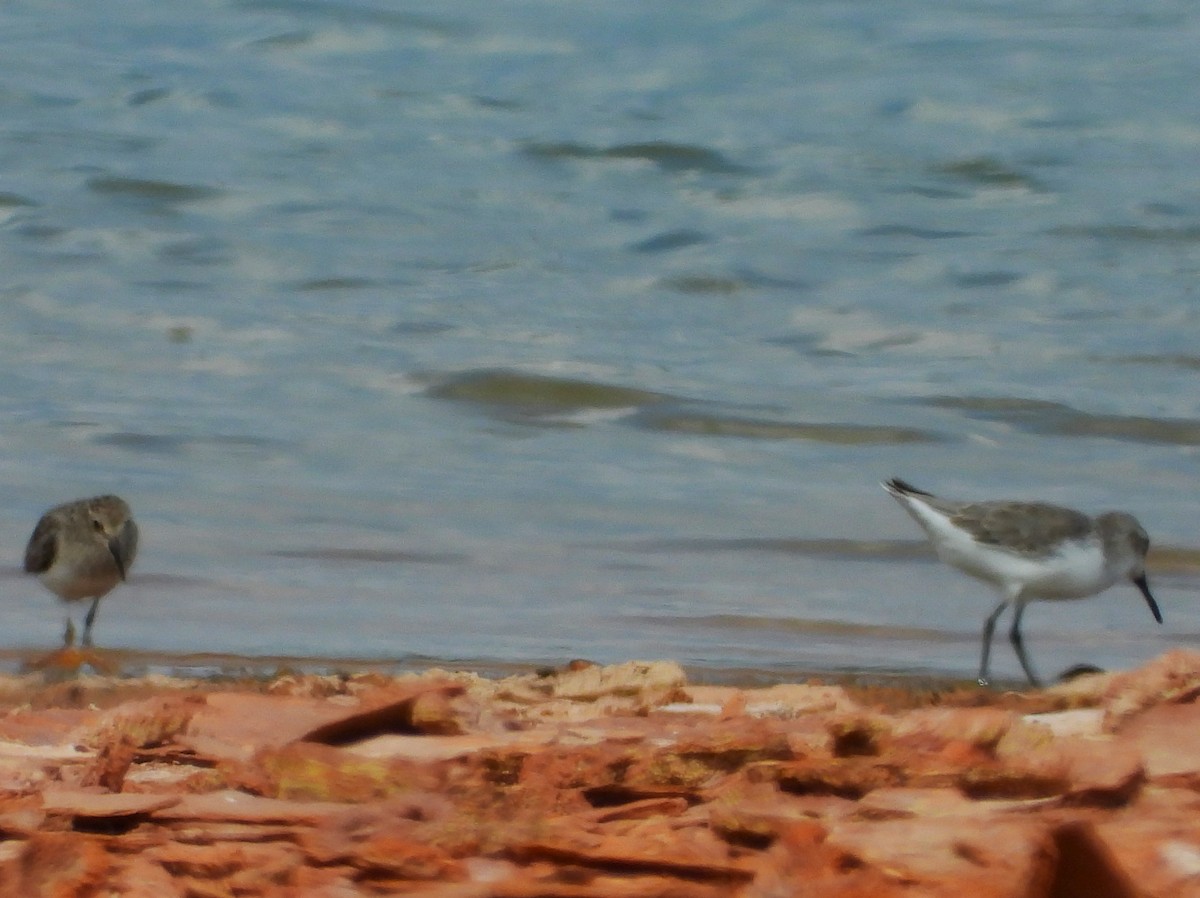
[23,495,139,647]
[882,478,1161,687]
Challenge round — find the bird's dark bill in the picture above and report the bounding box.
[108,539,127,580]
[1135,574,1163,624]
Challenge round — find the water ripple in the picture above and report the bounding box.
[631,408,942,444]
[269,549,467,565]
[925,396,1200,446]
[626,613,956,643]
[522,141,752,175]
[87,176,223,207]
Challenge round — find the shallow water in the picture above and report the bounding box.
[2,0,1200,683]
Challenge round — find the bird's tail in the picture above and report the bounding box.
[882,477,932,498]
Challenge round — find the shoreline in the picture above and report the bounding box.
[0,644,1063,693]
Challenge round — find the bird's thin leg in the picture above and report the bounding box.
[62,617,76,647]
[81,597,101,649]
[978,600,1009,686]
[1009,600,1042,688]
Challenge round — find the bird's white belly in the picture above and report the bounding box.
[936,534,1113,600]
[40,565,119,602]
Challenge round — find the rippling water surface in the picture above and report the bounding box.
[2,0,1200,683]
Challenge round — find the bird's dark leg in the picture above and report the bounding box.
[63,617,76,647]
[81,597,101,648]
[1009,600,1042,688]
[978,600,1009,686]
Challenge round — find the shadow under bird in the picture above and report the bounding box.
[882,478,1161,687]
[23,495,139,647]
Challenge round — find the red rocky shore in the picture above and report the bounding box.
[2,651,1200,897]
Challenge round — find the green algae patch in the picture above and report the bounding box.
[634,409,941,444]
[424,369,671,420]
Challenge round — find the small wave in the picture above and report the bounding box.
[597,537,932,562]
[1051,224,1200,243]
[87,175,222,205]
[631,408,941,444]
[247,30,314,50]
[628,229,708,254]
[158,237,233,266]
[521,140,751,175]
[92,432,292,456]
[949,270,1022,288]
[626,613,957,643]
[232,0,462,36]
[0,192,35,207]
[932,157,1045,191]
[291,277,377,291]
[600,533,1200,577]
[9,130,157,155]
[1108,354,1200,371]
[388,320,457,337]
[658,275,745,295]
[268,548,467,565]
[858,224,972,240]
[924,395,1200,446]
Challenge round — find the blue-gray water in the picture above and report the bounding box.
[2,0,1200,683]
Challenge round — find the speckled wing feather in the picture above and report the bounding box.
[23,514,59,574]
[951,502,1093,556]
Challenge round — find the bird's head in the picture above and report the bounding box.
[1099,512,1161,625]
[88,496,138,580]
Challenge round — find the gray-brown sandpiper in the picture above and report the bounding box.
[23,495,139,647]
[883,478,1161,687]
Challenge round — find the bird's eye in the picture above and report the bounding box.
[92,519,104,533]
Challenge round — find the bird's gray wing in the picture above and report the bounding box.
[951,502,1093,556]
[23,515,59,574]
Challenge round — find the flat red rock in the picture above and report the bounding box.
[152,789,350,825]
[40,790,180,818]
